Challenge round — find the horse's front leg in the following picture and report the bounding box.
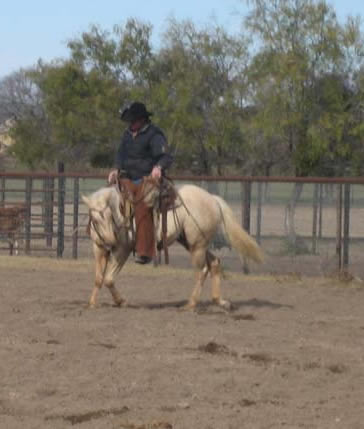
[89,244,109,308]
[103,245,131,307]
[185,265,209,309]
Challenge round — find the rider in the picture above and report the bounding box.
[108,101,173,264]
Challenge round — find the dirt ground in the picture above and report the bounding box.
[1,255,364,429]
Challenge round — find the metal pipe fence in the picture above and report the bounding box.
[0,172,363,277]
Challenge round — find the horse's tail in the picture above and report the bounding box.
[214,196,264,264]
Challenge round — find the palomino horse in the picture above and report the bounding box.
[82,181,263,310]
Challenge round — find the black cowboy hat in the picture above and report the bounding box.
[120,102,153,122]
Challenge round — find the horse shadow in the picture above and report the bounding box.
[53,297,293,313]
[117,297,293,312]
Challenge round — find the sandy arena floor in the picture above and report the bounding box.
[1,255,364,428]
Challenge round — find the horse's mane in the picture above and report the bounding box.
[83,186,124,229]
[85,186,115,208]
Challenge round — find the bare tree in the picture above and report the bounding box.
[0,69,44,122]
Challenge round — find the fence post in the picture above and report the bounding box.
[342,183,351,270]
[0,177,5,205]
[256,182,262,244]
[241,181,251,274]
[312,183,319,254]
[336,184,343,271]
[72,177,79,259]
[57,166,65,258]
[25,177,32,254]
[318,183,323,239]
[43,177,52,247]
[47,177,55,247]
[242,181,251,233]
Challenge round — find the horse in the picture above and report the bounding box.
[82,181,263,310]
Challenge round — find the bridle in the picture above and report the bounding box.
[88,205,127,251]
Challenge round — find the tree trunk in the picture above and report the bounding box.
[263,165,272,202]
[284,183,308,253]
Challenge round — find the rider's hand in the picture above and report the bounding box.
[151,165,162,180]
[108,169,118,184]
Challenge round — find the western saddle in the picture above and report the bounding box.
[117,176,178,265]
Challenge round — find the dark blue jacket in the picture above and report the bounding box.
[115,123,173,180]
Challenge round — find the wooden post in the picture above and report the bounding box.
[25,177,32,254]
[336,184,342,271]
[342,183,351,270]
[243,181,251,233]
[57,163,65,258]
[241,181,251,274]
[256,182,262,244]
[318,183,323,239]
[47,177,55,247]
[312,184,319,254]
[72,177,79,259]
[43,177,51,247]
[42,177,46,228]
[0,177,5,205]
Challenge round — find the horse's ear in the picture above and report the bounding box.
[81,195,91,207]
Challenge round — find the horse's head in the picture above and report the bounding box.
[82,187,124,249]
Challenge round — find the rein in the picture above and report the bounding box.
[88,204,127,250]
[118,177,158,207]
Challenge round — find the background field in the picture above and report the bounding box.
[1,177,364,278]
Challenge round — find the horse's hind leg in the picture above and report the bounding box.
[185,247,209,309]
[89,244,109,308]
[207,250,231,310]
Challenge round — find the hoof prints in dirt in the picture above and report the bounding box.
[89,341,118,350]
[302,361,348,374]
[120,422,172,429]
[238,398,257,407]
[198,341,238,357]
[327,363,347,374]
[231,313,256,321]
[46,406,129,425]
[45,339,61,345]
[238,398,282,408]
[198,342,283,369]
[242,352,275,365]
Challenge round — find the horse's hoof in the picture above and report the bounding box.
[115,299,127,308]
[88,302,97,309]
[220,300,232,311]
[212,298,232,311]
[180,302,196,312]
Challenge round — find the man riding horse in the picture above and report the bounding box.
[108,102,173,264]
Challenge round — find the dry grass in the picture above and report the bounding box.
[0,254,277,282]
[0,255,191,277]
[1,255,362,290]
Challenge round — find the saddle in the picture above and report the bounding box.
[117,176,178,265]
[157,177,178,264]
